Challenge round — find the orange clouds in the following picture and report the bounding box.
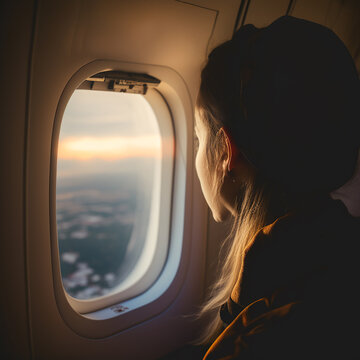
[58,136,162,160]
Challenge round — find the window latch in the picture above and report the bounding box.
[80,71,161,95]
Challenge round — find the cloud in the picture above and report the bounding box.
[58,135,161,160]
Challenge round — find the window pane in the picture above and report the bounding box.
[56,90,161,300]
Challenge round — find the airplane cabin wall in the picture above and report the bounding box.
[0,1,241,359]
[0,1,359,359]
[0,2,35,359]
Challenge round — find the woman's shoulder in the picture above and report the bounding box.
[247,196,358,257]
[235,197,359,309]
[208,198,360,360]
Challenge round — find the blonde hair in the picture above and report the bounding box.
[195,107,282,344]
[197,183,268,343]
[194,26,290,343]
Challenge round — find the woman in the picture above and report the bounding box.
[195,16,360,359]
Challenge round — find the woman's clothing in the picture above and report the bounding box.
[203,198,360,359]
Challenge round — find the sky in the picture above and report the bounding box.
[57,90,162,177]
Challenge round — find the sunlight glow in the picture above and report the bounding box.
[58,135,161,160]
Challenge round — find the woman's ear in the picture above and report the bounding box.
[219,128,256,188]
[219,127,239,172]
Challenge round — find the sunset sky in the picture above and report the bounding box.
[58,90,161,162]
[58,135,161,160]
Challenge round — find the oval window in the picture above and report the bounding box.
[56,75,173,310]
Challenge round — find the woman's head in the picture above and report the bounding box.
[195,15,360,343]
[196,16,360,214]
[195,24,260,222]
[195,110,256,221]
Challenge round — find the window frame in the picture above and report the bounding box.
[55,86,174,314]
[49,60,192,337]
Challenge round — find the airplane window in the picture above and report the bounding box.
[56,88,166,301]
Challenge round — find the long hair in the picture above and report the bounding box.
[195,177,271,343]
[195,87,288,344]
